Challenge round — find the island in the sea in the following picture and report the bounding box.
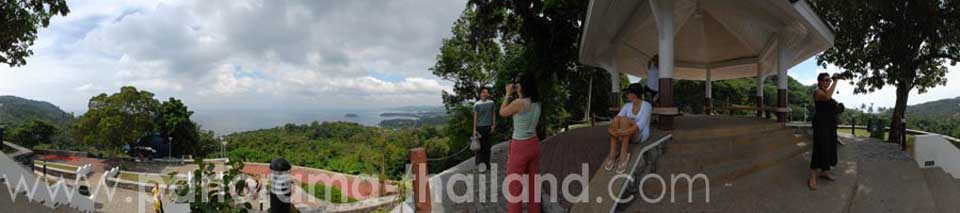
[344,113,358,118]
[380,112,444,118]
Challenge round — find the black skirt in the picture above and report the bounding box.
[811,99,839,170]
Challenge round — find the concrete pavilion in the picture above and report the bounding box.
[579,0,834,126]
[417,1,960,212]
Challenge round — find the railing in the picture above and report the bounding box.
[704,105,790,116]
[1,149,95,212]
[616,134,673,211]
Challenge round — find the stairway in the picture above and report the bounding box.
[646,116,808,193]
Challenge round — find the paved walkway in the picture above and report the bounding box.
[29,155,157,212]
[624,134,937,213]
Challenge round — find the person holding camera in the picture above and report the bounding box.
[499,77,541,213]
[809,72,843,190]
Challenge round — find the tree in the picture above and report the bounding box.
[432,8,502,109]
[0,0,70,67]
[72,86,160,157]
[159,98,203,157]
[809,0,960,147]
[435,0,600,138]
[7,120,57,148]
[173,159,252,212]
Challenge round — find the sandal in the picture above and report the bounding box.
[819,173,836,181]
[616,153,631,173]
[603,156,616,171]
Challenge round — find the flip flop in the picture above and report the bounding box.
[819,174,836,181]
[617,153,631,173]
[603,157,615,171]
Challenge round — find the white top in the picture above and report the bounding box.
[617,100,652,142]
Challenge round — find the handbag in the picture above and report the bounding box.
[470,131,481,151]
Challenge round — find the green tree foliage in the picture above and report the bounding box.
[890,96,960,138]
[433,104,481,171]
[641,75,815,120]
[435,1,613,146]
[0,95,75,127]
[0,0,70,67]
[70,86,214,157]
[159,98,203,157]
[173,159,252,212]
[432,8,502,108]
[72,86,160,157]
[6,120,57,148]
[809,0,960,144]
[0,96,75,148]
[225,122,447,179]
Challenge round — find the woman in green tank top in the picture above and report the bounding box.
[498,77,541,213]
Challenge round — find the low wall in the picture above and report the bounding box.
[914,134,960,179]
[3,141,34,164]
[105,176,159,192]
[35,149,89,158]
[34,165,78,180]
[243,162,400,201]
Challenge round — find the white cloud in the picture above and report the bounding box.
[0,0,464,116]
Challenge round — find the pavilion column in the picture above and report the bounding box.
[756,75,764,118]
[653,0,676,130]
[609,69,621,106]
[776,45,789,123]
[704,69,712,114]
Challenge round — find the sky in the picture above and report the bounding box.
[0,0,464,115]
[0,0,958,132]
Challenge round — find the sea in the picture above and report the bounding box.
[193,108,422,135]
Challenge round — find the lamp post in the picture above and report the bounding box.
[168,137,173,159]
[221,140,227,159]
[269,158,292,213]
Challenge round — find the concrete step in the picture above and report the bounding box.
[922,167,960,213]
[673,122,783,142]
[628,148,858,212]
[667,128,797,157]
[650,132,808,193]
[662,129,802,171]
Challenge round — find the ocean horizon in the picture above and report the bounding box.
[193,108,429,135]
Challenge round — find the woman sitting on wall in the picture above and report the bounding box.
[605,83,656,173]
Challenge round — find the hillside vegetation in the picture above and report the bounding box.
[0,95,74,127]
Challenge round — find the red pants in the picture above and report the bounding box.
[507,136,541,213]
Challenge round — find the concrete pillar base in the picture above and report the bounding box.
[755,95,763,117]
[704,97,712,114]
[777,89,787,123]
[658,78,674,130]
[410,148,431,212]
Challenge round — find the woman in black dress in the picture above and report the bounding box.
[809,73,841,190]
